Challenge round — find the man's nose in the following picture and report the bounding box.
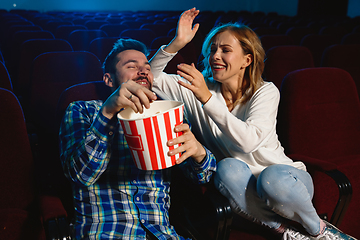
[138,66,149,75]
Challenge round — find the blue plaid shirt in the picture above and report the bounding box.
[59,100,216,239]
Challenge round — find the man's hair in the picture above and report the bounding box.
[102,38,149,75]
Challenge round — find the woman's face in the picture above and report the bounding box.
[208,30,252,84]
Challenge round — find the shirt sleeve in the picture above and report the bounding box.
[177,144,217,185]
[202,83,280,154]
[149,45,177,79]
[59,101,118,186]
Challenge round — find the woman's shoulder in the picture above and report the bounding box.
[250,81,280,103]
[256,81,279,95]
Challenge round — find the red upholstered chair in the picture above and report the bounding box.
[149,49,186,74]
[263,45,314,89]
[43,20,73,34]
[120,28,157,48]
[300,34,340,67]
[67,29,108,51]
[15,38,73,97]
[253,26,280,36]
[260,34,295,53]
[0,50,4,63]
[320,44,360,99]
[341,32,360,44]
[56,81,112,130]
[277,67,360,239]
[0,61,12,91]
[49,81,112,220]
[100,23,130,37]
[140,23,174,38]
[0,88,69,240]
[285,26,318,45]
[24,52,103,227]
[27,51,103,136]
[84,20,109,30]
[7,30,55,73]
[54,24,87,39]
[150,36,173,50]
[120,20,145,29]
[88,37,119,63]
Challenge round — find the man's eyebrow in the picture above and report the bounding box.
[123,59,151,66]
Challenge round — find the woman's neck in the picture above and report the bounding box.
[221,82,242,111]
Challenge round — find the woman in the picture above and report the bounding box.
[150,8,355,240]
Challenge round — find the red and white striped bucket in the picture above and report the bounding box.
[118,100,184,170]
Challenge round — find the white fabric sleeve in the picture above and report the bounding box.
[202,83,279,153]
[149,45,177,79]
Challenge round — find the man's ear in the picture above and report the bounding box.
[103,73,114,88]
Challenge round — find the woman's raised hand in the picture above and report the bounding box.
[164,8,200,53]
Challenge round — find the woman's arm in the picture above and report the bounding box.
[203,83,280,153]
[163,8,199,54]
[150,8,199,79]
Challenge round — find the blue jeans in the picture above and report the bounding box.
[214,158,322,236]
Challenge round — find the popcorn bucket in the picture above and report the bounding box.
[118,100,184,170]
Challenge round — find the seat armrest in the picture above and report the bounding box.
[288,154,338,172]
[40,195,72,240]
[288,154,352,226]
[204,188,233,240]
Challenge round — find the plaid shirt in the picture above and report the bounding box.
[59,100,216,240]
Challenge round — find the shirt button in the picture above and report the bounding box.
[109,131,113,136]
[141,219,145,224]
[133,180,136,184]
[136,197,140,201]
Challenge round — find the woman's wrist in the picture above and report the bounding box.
[164,37,187,54]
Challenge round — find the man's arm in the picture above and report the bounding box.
[59,101,117,186]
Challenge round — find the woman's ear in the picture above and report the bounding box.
[243,54,253,68]
[103,73,114,88]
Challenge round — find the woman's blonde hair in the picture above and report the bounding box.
[201,23,265,104]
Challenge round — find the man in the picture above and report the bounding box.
[59,37,216,240]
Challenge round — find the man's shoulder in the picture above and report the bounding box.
[69,99,104,109]
[67,100,104,117]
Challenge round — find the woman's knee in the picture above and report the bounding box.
[214,158,252,187]
[257,164,313,201]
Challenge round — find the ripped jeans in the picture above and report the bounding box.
[214,158,322,236]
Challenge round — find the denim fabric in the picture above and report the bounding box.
[214,158,322,236]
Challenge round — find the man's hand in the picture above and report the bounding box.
[167,123,206,164]
[101,80,157,119]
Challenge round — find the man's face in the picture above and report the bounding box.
[111,49,154,89]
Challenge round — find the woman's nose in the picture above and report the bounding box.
[212,50,221,60]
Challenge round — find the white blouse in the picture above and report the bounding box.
[150,47,306,177]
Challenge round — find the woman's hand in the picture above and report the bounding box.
[163,8,200,54]
[177,63,212,104]
[167,123,206,164]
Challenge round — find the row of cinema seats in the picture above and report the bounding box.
[0,8,360,240]
[2,66,360,240]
